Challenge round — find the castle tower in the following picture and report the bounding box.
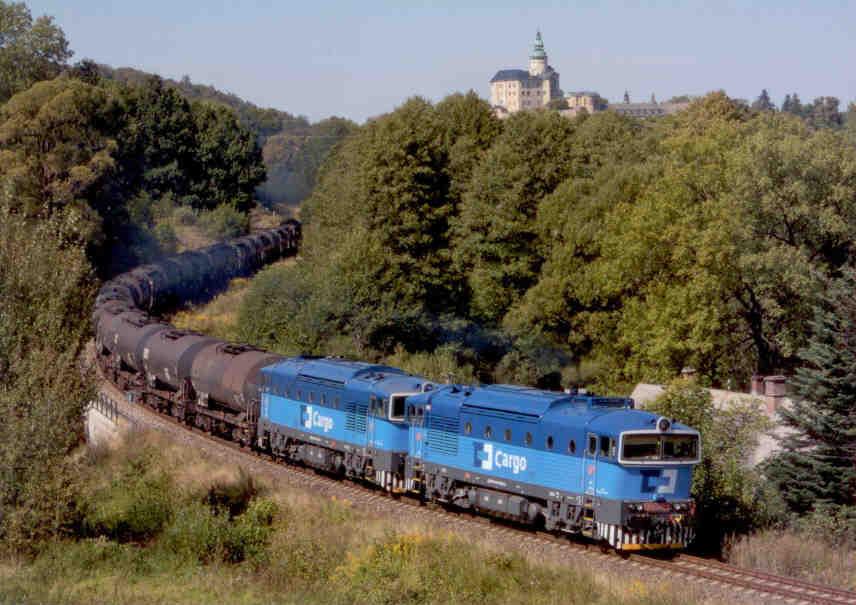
[529,30,547,76]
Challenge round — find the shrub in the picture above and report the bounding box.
[199,203,249,240]
[384,344,477,385]
[647,379,774,553]
[80,456,175,542]
[153,221,178,254]
[161,498,277,565]
[172,204,198,226]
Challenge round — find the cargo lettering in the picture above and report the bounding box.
[473,442,528,474]
[494,448,528,474]
[301,405,334,433]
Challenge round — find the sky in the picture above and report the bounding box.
[27,1,856,123]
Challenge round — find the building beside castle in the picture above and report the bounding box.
[489,33,689,119]
[489,31,562,117]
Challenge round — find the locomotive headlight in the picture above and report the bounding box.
[657,417,671,432]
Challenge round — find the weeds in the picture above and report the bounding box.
[0,433,701,605]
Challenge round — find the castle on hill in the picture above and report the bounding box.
[489,32,689,119]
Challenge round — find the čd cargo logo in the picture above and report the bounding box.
[472,442,528,475]
[301,405,334,433]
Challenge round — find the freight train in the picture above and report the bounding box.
[93,220,700,551]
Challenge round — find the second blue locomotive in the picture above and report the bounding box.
[256,357,700,551]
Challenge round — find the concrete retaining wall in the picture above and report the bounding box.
[85,392,135,447]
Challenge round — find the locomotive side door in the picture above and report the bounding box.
[408,404,425,461]
[366,394,382,452]
[583,432,598,496]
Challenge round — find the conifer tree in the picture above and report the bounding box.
[751,89,775,112]
[765,272,856,512]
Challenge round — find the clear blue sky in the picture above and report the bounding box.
[27,1,856,123]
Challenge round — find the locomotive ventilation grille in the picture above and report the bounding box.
[346,401,368,433]
[427,415,459,455]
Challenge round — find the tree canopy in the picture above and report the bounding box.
[0,1,70,103]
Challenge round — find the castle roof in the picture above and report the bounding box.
[490,67,557,84]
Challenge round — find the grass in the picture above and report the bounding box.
[0,433,705,605]
[728,529,856,590]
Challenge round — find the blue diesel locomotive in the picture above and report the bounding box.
[255,357,700,551]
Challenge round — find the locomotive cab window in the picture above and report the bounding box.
[504,428,512,442]
[600,436,610,457]
[525,432,532,446]
[568,439,576,454]
[621,433,699,463]
[484,425,493,439]
[587,434,597,456]
[464,421,472,435]
[389,394,407,422]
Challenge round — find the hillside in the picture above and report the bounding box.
[98,64,357,209]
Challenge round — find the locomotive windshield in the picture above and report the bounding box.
[621,433,699,463]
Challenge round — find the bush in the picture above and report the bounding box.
[80,453,175,542]
[647,379,774,553]
[161,498,277,565]
[384,344,477,385]
[153,221,178,254]
[199,204,249,240]
[172,204,197,226]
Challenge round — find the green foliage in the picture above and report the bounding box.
[199,203,250,239]
[0,191,96,553]
[80,453,174,542]
[765,271,856,513]
[647,379,774,551]
[162,498,277,565]
[384,344,478,385]
[257,116,357,207]
[0,1,71,103]
[454,109,581,321]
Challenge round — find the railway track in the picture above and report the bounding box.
[96,378,856,605]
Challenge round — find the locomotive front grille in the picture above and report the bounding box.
[596,521,693,551]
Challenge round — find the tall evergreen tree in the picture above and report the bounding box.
[782,94,792,114]
[807,96,843,130]
[766,271,856,512]
[751,89,775,112]
[783,92,805,117]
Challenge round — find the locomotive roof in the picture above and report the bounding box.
[261,356,412,387]
[421,384,633,419]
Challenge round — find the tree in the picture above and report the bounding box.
[0,1,71,103]
[0,188,96,551]
[782,92,805,117]
[546,98,569,110]
[751,89,775,112]
[454,110,580,322]
[765,271,856,513]
[191,101,266,212]
[807,96,843,130]
[845,102,856,147]
[0,78,119,245]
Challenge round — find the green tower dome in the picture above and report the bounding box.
[530,30,546,60]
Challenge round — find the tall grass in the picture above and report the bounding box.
[0,433,702,605]
[729,529,856,590]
